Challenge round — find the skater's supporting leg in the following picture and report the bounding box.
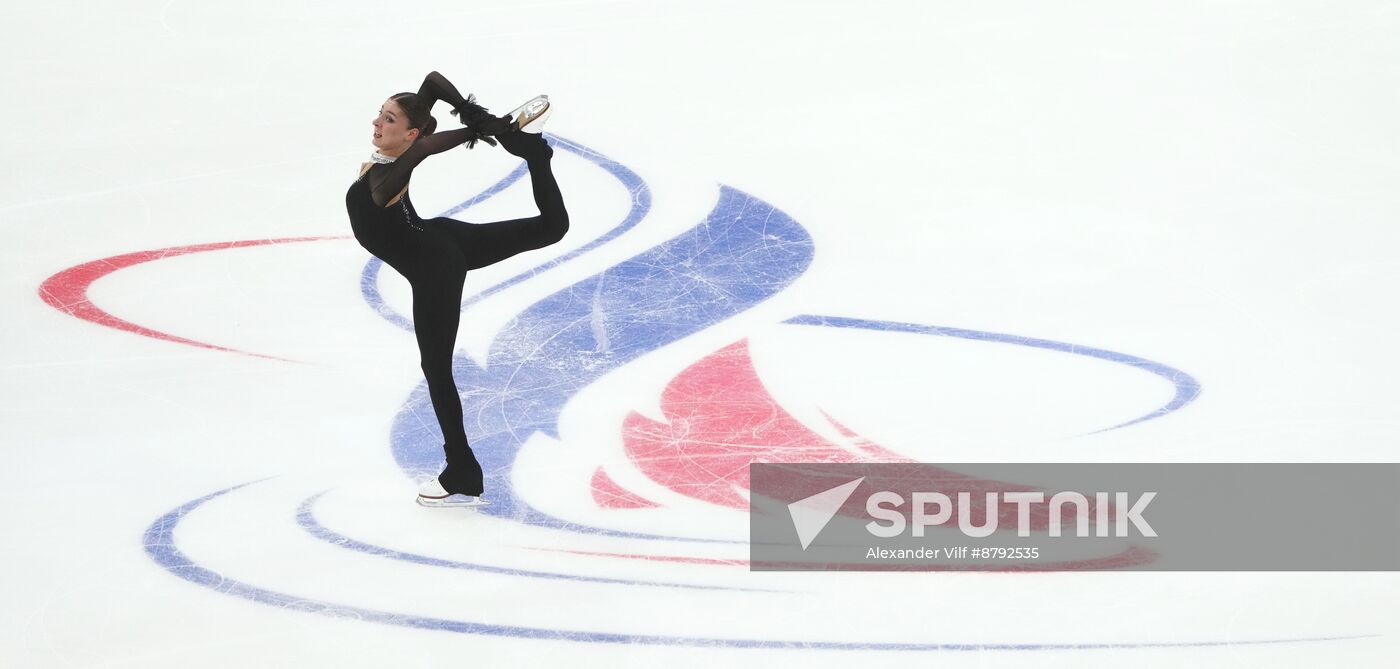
[408,264,483,495]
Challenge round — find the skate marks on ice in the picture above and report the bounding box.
[67,135,1253,649]
[369,154,1199,541]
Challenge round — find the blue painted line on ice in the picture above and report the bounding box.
[458,134,653,309]
[782,314,1201,432]
[294,490,777,592]
[145,482,1368,650]
[438,162,531,218]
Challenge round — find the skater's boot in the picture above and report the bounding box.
[439,447,485,494]
[451,94,551,150]
[497,128,553,161]
[419,449,489,507]
[505,95,551,133]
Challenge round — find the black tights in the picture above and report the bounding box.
[385,134,567,495]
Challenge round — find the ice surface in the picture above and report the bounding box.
[3,1,1398,666]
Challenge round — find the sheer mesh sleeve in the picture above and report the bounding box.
[363,72,493,207]
[364,127,478,207]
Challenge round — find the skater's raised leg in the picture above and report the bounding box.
[434,130,569,270]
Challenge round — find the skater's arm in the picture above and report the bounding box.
[421,71,500,141]
[417,71,471,113]
[365,72,496,206]
[365,127,478,207]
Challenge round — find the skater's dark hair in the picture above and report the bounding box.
[390,92,437,137]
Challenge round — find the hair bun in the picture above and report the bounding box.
[390,91,437,137]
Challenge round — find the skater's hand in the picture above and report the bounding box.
[449,96,485,121]
[449,100,500,149]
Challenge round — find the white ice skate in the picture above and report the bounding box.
[416,477,491,508]
[508,95,551,133]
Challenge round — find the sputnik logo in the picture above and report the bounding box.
[787,477,865,550]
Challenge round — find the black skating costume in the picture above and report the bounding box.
[345,72,568,495]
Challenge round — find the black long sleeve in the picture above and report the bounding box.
[416,71,471,112]
[363,72,505,207]
[365,127,476,207]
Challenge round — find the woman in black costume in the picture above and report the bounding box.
[345,71,566,507]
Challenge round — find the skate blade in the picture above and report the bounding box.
[416,494,491,508]
[509,95,551,134]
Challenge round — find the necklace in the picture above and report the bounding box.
[369,151,398,164]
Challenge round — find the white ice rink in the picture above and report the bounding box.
[3,1,1399,666]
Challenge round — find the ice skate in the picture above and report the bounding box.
[506,95,551,133]
[416,477,491,508]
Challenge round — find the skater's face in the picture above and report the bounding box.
[371,99,419,154]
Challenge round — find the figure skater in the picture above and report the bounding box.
[344,71,567,507]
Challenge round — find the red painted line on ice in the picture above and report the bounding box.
[615,338,1130,540]
[524,547,747,566]
[621,340,914,510]
[590,467,660,509]
[37,236,346,361]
